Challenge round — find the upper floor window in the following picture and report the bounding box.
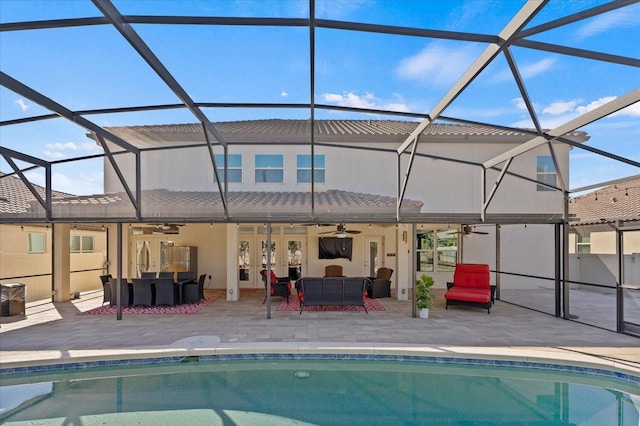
[255,154,283,183]
[297,154,325,183]
[71,235,94,253]
[536,155,556,192]
[27,232,45,253]
[213,154,242,183]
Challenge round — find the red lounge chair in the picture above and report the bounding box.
[444,263,495,314]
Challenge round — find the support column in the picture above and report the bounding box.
[52,223,70,302]
[226,224,238,301]
[396,224,411,302]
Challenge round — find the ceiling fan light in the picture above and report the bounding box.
[336,232,347,238]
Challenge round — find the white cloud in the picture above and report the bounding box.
[15,98,29,111]
[395,43,480,88]
[575,96,616,115]
[519,58,556,79]
[42,141,103,160]
[613,101,640,117]
[321,91,409,112]
[492,57,557,83]
[45,142,78,151]
[42,151,66,160]
[384,103,410,113]
[511,95,639,129]
[511,97,527,111]
[575,5,640,39]
[280,91,288,97]
[543,100,578,115]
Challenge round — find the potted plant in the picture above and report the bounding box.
[416,274,435,318]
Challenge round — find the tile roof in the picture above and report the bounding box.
[46,189,424,219]
[99,119,589,147]
[569,176,640,224]
[0,173,71,215]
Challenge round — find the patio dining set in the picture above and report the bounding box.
[99,272,206,307]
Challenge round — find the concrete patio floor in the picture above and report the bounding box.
[1,288,639,377]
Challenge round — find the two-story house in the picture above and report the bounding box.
[73,119,588,301]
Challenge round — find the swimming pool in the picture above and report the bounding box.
[2,354,639,425]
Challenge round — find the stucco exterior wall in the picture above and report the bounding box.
[569,228,640,255]
[0,224,107,302]
[104,139,569,216]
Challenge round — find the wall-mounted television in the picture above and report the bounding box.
[318,237,353,261]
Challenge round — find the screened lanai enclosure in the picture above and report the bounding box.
[0,1,638,334]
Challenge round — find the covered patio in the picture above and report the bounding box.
[2,287,639,370]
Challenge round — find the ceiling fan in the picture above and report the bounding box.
[453,225,489,236]
[148,223,184,234]
[318,223,361,238]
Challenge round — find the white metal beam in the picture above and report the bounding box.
[93,0,229,148]
[483,88,640,169]
[397,0,547,155]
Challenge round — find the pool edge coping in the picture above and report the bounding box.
[2,342,639,381]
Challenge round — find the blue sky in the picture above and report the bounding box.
[1,0,638,195]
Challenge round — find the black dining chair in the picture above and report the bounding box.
[176,271,195,284]
[140,272,156,279]
[182,274,206,304]
[153,278,177,306]
[131,278,154,306]
[100,274,112,305]
[158,271,174,280]
[109,277,132,307]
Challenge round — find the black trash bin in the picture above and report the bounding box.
[1,282,26,316]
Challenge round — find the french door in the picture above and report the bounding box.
[364,236,384,277]
[238,231,306,288]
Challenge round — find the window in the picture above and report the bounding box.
[576,233,591,254]
[297,154,325,183]
[70,235,94,253]
[436,229,458,272]
[255,154,283,183]
[416,228,458,272]
[27,232,45,253]
[416,230,434,272]
[213,154,242,183]
[537,155,556,191]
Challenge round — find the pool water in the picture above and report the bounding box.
[1,358,639,425]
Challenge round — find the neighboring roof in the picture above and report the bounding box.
[0,173,72,215]
[97,120,590,148]
[569,176,640,225]
[45,189,424,220]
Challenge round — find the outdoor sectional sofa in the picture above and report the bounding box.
[444,263,496,314]
[295,277,371,314]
